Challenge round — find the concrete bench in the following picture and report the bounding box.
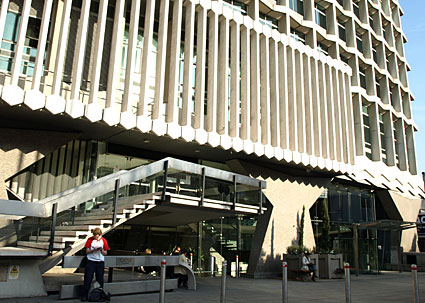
[60,255,196,299]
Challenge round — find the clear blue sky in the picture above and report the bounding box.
[399,0,425,175]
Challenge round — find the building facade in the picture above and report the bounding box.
[0,0,423,278]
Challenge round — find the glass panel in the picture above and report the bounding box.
[236,183,261,207]
[204,176,234,203]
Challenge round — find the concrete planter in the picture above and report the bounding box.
[318,254,344,279]
[284,254,319,280]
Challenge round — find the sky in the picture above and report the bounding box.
[399,0,425,175]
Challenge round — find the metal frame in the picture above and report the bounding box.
[0,157,267,218]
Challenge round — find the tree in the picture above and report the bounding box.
[299,205,305,248]
[319,198,332,253]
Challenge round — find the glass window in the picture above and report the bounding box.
[259,13,278,30]
[376,79,381,98]
[289,0,304,16]
[356,32,363,53]
[353,0,360,19]
[379,113,387,164]
[362,104,372,160]
[290,28,306,44]
[315,4,327,30]
[0,11,41,76]
[317,42,329,56]
[359,66,367,89]
[338,19,346,42]
[223,0,247,15]
[393,117,400,168]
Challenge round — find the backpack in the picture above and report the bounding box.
[88,287,111,302]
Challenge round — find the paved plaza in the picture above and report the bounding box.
[2,271,425,303]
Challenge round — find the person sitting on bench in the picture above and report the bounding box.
[302,252,317,281]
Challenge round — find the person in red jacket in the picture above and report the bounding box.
[81,227,109,301]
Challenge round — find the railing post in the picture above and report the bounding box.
[345,263,351,303]
[161,160,168,201]
[108,268,114,283]
[48,203,58,256]
[71,206,76,225]
[232,175,237,210]
[282,261,288,303]
[220,261,227,303]
[159,259,166,303]
[200,167,206,207]
[112,179,120,225]
[235,255,239,278]
[190,252,193,268]
[211,255,215,276]
[411,264,420,303]
[259,181,263,215]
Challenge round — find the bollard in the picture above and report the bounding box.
[211,255,215,276]
[236,255,239,278]
[344,263,351,303]
[159,259,166,303]
[411,264,420,303]
[190,253,193,268]
[282,261,288,303]
[220,261,227,303]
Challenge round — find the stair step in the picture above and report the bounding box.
[17,241,65,250]
[40,230,90,237]
[55,225,96,231]
[29,235,79,243]
[64,219,113,225]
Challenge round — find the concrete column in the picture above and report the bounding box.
[217,14,229,135]
[331,67,342,163]
[240,24,251,141]
[394,118,407,171]
[181,0,195,127]
[278,41,289,150]
[269,35,280,149]
[194,4,207,130]
[250,28,261,144]
[138,0,157,117]
[229,19,240,138]
[206,9,219,133]
[324,64,336,161]
[344,73,355,165]
[338,71,349,164]
[105,0,125,120]
[68,0,92,112]
[121,0,141,114]
[405,125,418,175]
[87,0,108,116]
[303,53,313,156]
[310,56,322,158]
[317,60,329,159]
[152,0,170,121]
[260,32,271,146]
[286,46,297,152]
[166,0,183,124]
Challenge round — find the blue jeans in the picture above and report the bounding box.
[83,260,105,296]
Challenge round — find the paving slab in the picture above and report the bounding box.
[2,271,425,302]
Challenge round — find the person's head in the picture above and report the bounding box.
[305,251,310,256]
[181,249,187,256]
[92,227,102,240]
[145,248,152,254]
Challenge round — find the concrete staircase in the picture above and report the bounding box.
[16,193,161,257]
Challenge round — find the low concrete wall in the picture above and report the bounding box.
[0,259,46,298]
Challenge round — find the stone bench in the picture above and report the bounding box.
[60,255,196,299]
